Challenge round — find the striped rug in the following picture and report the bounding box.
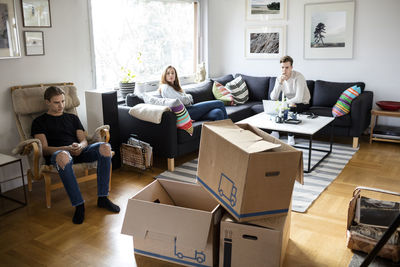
[155,138,358,213]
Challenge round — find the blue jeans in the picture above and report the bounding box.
[50,142,111,206]
[186,100,228,121]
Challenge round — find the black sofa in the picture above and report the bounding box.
[118,74,373,170]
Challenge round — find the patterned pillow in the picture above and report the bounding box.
[212,81,235,106]
[332,85,361,117]
[168,99,193,136]
[225,75,249,104]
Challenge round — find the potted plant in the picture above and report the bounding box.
[119,66,136,98]
[119,53,142,98]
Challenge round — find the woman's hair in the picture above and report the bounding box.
[160,65,182,92]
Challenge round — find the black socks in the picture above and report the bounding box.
[72,198,119,224]
[97,196,120,213]
[73,203,85,224]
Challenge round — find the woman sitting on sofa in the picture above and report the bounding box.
[159,65,228,121]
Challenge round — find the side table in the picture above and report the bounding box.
[369,109,400,144]
[0,153,27,216]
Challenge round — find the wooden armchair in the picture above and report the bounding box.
[11,82,112,208]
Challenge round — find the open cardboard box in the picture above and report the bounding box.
[121,179,222,267]
[220,211,291,267]
[197,119,303,222]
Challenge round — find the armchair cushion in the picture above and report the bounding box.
[11,85,80,115]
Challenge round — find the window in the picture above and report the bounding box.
[90,0,198,89]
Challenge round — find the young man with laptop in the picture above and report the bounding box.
[270,55,311,145]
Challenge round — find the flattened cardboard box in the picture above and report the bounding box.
[197,120,303,222]
[121,179,222,267]
[220,211,291,267]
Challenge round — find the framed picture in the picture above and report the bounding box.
[304,1,355,59]
[246,0,286,21]
[24,31,44,55]
[245,26,286,59]
[21,0,51,27]
[0,0,21,59]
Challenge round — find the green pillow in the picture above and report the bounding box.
[212,81,235,106]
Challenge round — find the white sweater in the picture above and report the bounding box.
[270,70,311,105]
[159,84,193,106]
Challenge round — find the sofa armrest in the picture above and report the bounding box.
[118,105,179,158]
[348,90,374,136]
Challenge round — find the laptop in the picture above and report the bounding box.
[262,100,281,115]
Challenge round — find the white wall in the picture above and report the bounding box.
[208,0,400,126]
[0,0,93,190]
[0,0,93,153]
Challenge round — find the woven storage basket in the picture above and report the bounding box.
[347,186,400,262]
[120,143,152,170]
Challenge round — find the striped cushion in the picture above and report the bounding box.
[225,76,249,104]
[169,99,193,136]
[212,81,235,106]
[332,85,361,117]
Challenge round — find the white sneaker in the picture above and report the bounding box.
[287,135,295,146]
[270,131,280,139]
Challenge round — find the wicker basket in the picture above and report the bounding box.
[120,142,152,170]
[347,186,400,262]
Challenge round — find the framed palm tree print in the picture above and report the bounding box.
[304,1,355,59]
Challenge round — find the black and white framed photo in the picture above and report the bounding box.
[24,31,44,55]
[21,0,51,27]
[245,26,286,59]
[0,0,21,59]
[304,1,355,59]
[246,0,286,21]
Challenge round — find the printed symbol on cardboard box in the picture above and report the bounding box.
[174,237,206,263]
[218,173,238,207]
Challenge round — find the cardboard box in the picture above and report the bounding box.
[219,211,291,267]
[121,179,222,267]
[197,120,303,222]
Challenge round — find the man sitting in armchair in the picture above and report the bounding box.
[31,86,120,224]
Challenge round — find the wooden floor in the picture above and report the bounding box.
[1,136,400,267]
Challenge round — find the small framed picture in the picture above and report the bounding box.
[24,31,44,56]
[245,26,286,59]
[246,0,286,21]
[21,0,52,27]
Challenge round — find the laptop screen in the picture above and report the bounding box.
[262,100,280,115]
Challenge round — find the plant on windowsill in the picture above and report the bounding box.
[119,67,136,98]
[119,52,142,98]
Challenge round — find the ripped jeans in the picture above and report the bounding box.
[50,142,111,207]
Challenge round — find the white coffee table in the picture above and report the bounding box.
[238,113,335,173]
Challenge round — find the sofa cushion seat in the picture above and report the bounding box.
[250,103,263,114]
[226,102,258,122]
[309,106,352,127]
